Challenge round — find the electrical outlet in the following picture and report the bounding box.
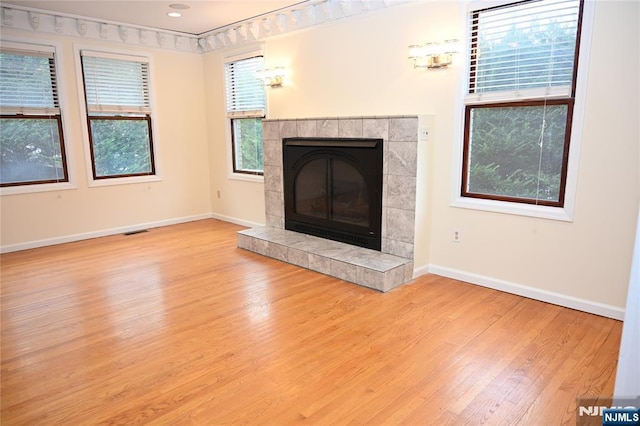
[419,127,429,141]
[453,229,461,243]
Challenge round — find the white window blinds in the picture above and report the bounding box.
[0,47,59,115]
[81,51,151,114]
[225,56,265,117]
[467,0,580,104]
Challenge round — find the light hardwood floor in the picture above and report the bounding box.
[1,219,621,425]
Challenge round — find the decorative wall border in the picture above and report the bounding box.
[0,0,406,53]
[1,4,199,53]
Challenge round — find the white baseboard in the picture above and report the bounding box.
[412,264,430,279]
[1,213,213,254]
[415,264,625,321]
[210,212,264,229]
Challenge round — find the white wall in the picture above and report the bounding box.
[428,0,639,312]
[202,50,266,227]
[0,30,212,250]
[203,1,639,314]
[615,205,640,398]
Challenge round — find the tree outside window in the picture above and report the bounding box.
[462,0,582,206]
[81,51,155,179]
[0,47,68,187]
[225,55,265,175]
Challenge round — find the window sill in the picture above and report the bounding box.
[228,172,264,183]
[88,175,162,187]
[451,196,573,222]
[1,182,77,196]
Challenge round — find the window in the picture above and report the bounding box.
[224,55,265,175]
[0,44,68,187]
[80,51,155,180]
[462,0,583,207]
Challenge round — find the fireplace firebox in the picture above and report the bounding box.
[283,137,383,250]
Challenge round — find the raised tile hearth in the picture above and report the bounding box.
[238,227,413,292]
[237,115,418,292]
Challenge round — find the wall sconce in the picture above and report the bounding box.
[408,39,460,69]
[256,67,286,88]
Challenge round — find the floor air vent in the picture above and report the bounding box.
[123,229,148,236]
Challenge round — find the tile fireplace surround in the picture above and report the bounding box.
[237,116,418,292]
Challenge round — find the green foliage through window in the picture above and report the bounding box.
[225,55,265,175]
[81,51,155,180]
[89,118,153,178]
[463,0,581,207]
[467,104,568,202]
[232,118,263,173]
[0,46,67,187]
[0,117,66,185]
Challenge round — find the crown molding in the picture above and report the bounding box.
[0,0,407,54]
[197,0,406,52]
[1,5,200,52]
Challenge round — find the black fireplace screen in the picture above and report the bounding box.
[283,137,383,250]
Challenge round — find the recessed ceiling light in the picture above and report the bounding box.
[167,12,182,18]
[169,3,190,10]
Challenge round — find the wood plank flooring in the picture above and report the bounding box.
[0,219,621,425]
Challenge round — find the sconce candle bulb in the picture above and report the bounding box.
[409,39,460,69]
[256,67,286,88]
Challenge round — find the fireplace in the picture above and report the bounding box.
[283,137,383,250]
[237,116,419,292]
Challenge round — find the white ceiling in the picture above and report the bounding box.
[1,0,313,35]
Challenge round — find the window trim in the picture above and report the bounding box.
[230,117,265,177]
[0,39,76,196]
[74,44,161,187]
[461,99,575,208]
[450,0,595,222]
[223,46,265,182]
